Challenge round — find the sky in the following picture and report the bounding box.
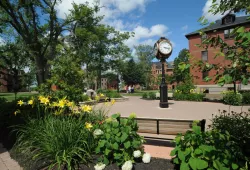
[55,0,228,62]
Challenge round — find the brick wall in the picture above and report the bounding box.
[188,25,250,85]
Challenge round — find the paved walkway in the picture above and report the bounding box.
[0,143,22,170]
[103,96,250,128]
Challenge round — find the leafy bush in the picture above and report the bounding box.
[142,92,148,99]
[0,97,7,104]
[95,113,145,166]
[13,116,95,170]
[222,91,242,106]
[242,92,250,105]
[81,94,90,101]
[38,83,85,103]
[173,93,204,101]
[210,110,250,156]
[148,92,156,100]
[175,82,195,94]
[105,90,121,98]
[171,122,249,170]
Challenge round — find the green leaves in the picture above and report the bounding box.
[120,133,128,143]
[95,115,144,167]
[189,157,208,170]
[180,162,190,170]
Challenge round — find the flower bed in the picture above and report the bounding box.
[8,96,158,170]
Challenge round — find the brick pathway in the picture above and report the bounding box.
[0,143,22,170]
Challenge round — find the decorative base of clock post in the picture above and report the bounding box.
[159,83,169,108]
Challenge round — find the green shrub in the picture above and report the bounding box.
[0,97,7,104]
[171,122,249,170]
[95,113,144,166]
[242,92,250,105]
[81,94,90,101]
[175,82,195,94]
[222,91,242,105]
[210,110,250,156]
[105,91,121,98]
[173,93,204,101]
[142,92,148,99]
[13,116,94,170]
[148,92,156,100]
[38,83,84,103]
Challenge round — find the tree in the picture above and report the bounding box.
[0,0,69,85]
[134,45,154,89]
[0,42,29,96]
[172,49,190,84]
[69,4,131,90]
[196,0,250,93]
[39,51,86,102]
[121,59,145,85]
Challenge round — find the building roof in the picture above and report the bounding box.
[152,61,174,69]
[185,14,250,38]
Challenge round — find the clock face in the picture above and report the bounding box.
[159,41,172,55]
[153,44,158,56]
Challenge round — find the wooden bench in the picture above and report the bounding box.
[128,117,206,141]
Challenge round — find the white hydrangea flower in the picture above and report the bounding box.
[133,150,141,158]
[142,153,151,163]
[94,162,106,170]
[93,129,104,137]
[122,160,133,170]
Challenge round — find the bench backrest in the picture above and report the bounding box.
[123,117,206,135]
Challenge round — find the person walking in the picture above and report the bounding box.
[128,85,131,93]
[131,85,134,93]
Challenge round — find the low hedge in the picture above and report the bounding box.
[222,91,242,106]
[242,92,250,105]
[173,93,205,101]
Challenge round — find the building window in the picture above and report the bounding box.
[201,51,208,61]
[224,28,234,39]
[202,71,209,80]
[224,16,233,24]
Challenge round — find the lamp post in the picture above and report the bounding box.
[154,37,173,108]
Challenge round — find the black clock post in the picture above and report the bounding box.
[154,37,172,108]
[159,57,169,108]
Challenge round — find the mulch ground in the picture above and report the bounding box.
[80,158,175,170]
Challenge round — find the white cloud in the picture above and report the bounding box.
[56,0,149,20]
[181,25,188,31]
[124,24,171,48]
[56,0,171,54]
[202,0,227,21]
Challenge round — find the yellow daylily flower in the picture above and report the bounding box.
[85,122,93,129]
[58,99,66,108]
[81,105,92,113]
[40,96,50,105]
[28,99,34,105]
[99,93,105,97]
[111,99,115,105]
[17,100,24,106]
[66,101,74,107]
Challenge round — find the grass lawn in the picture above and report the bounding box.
[0,92,38,102]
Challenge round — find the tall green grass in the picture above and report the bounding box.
[13,116,95,170]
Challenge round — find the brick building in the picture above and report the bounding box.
[185,14,250,92]
[151,61,174,89]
